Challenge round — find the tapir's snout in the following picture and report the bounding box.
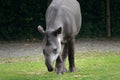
[45,58,54,72]
[43,47,60,72]
[48,66,54,72]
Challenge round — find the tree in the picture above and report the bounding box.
[106,0,111,37]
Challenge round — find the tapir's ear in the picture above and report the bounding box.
[53,27,62,36]
[38,25,45,34]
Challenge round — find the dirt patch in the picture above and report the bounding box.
[0,39,120,58]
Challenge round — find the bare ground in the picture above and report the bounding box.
[0,39,120,58]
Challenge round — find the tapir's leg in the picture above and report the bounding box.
[68,38,76,72]
[62,43,68,72]
[55,43,68,74]
[55,56,64,74]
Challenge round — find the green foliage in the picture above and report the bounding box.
[0,0,46,40]
[0,0,120,40]
[78,0,107,38]
[111,0,120,37]
[0,52,120,80]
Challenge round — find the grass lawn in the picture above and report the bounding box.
[0,52,120,80]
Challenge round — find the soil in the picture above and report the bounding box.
[0,39,120,58]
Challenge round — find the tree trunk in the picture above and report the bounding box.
[106,0,111,37]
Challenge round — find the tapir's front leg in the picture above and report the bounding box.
[55,56,64,74]
[62,43,68,72]
[55,42,69,74]
[68,38,76,72]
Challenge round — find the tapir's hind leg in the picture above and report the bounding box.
[68,38,76,72]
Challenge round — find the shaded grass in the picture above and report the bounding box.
[0,52,120,80]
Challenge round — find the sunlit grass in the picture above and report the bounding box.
[0,52,120,80]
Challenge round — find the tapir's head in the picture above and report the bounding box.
[38,25,62,72]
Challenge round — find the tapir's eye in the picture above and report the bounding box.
[53,48,57,54]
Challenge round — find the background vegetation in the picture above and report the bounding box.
[0,0,120,41]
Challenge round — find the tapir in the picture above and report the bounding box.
[38,0,81,74]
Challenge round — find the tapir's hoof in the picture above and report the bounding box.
[55,68,65,75]
[57,71,64,75]
[63,68,67,72]
[69,67,76,72]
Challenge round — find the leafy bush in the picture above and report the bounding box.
[0,0,120,41]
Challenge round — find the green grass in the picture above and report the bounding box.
[0,52,120,80]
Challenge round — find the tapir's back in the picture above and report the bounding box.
[46,0,81,37]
